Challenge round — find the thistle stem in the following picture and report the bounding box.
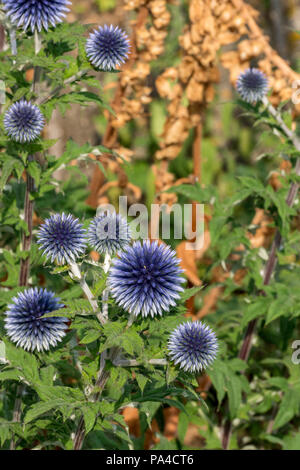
[11,30,43,449]
[71,257,111,450]
[36,69,90,106]
[9,27,17,57]
[113,358,168,367]
[19,160,35,287]
[69,262,106,325]
[221,97,300,449]
[102,253,111,321]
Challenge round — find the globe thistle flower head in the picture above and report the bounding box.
[88,212,131,255]
[168,321,218,373]
[86,24,130,71]
[236,68,269,104]
[4,100,45,143]
[108,240,185,318]
[5,288,67,352]
[37,213,87,265]
[3,0,71,32]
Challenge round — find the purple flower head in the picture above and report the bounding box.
[37,213,87,265]
[88,212,131,255]
[168,321,218,373]
[4,100,45,143]
[236,68,269,104]
[108,240,185,318]
[5,288,67,352]
[3,0,71,32]
[86,24,130,71]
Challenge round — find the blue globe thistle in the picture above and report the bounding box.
[3,0,71,32]
[236,68,269,104]
[4,100,45,143]
[107,240,185,318]
[4,288,67,352]
[168,321,218,373]
[37,213,87,265]
[88,212,131,255]
[86,24,130,71]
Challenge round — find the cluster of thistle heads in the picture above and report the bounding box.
[2,0,130,143]
[5,211,218,373]
[4,0,267,373]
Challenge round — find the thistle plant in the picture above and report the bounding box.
[1,0,299,454]
[0,3,218,451]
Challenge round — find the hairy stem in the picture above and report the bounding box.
[113,358,168,367]
[9,27,17,57]
[102,253,111,321]
[221,98,300,449]
[69,262,106,325]
[9,384,23,450]
[19,163,35,287]
[36,69,89,106]
[12,31,44,450]
[72,258,112,450]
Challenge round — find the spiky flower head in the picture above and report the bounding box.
[4,100,45,143]
[108,240,185,318]
[168,321,218,373]
[88,212,131,256]
[3,0,71,32]
[86,24,130,71]
[4,288,67,352]
[236,68,269,104]
[37,213,87,265]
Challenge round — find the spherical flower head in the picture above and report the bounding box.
[168,321,218,373]
[88,212,131,256]
[5,288,67,352]
[108,240,185,318]
[236,68,269,104]
[3,0,71,33]
[86,24,130,71]
[4,100,45,143]
[37,213,87,265]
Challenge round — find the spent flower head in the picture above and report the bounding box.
[108,240,185,318]
[168,321,218,373]
[37,213,87,265]
[86,24,130,71]
[5,288,67,352]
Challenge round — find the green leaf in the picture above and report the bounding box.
[135,373,148,394]
[25,400,65,424]
[180,286,203,302]
[80,329,102,344]
[273,387,300,430]
[0,159,15,192]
